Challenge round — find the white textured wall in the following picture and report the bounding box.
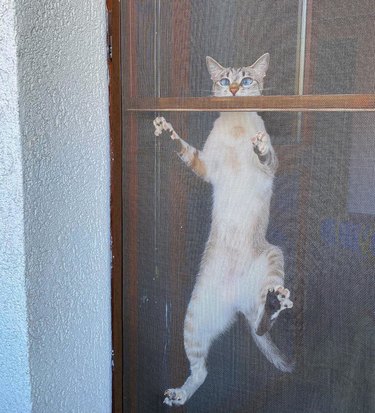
[0,0,32,411]
[15,0,112,411]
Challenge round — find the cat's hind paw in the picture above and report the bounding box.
[256,286,293,336]
[163,388,188,406]
[269,286,293,320]
[251,131,270,156]
[153,116,176,138]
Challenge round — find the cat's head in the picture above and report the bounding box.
[206,53,269,97]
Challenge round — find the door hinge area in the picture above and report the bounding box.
[107,9,113,61]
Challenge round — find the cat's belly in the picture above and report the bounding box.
[213,164,272,202]
[208,225,263,261]
[200,244,257,279]
[212,188,271,235]
[197,245,265,307]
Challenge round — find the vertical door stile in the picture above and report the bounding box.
[108,0,123,411]
[123,1,139,412]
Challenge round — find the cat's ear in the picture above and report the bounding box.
[206,56,225,81]
[250,53,270,77]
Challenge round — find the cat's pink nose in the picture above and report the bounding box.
[229,83,239,95]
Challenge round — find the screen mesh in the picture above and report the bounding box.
[123,111,375,412]
[123,1,375,411]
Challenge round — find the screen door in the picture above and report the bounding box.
[119,1,375,412]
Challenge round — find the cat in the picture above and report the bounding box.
[153,53,294,407]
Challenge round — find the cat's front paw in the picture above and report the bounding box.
[153,116,176,138]
[163,388,188,406]
[251,131,270,156]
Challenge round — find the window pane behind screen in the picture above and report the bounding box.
[159,0,301,97]
[134,0,375,100]
[306,0,375,94]
[123,111,375,412]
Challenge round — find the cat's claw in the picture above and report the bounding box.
[251,131,270,156]
[163,388,188,406]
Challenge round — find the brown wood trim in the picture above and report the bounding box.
[122,1,138,413]
[107,0,123,412]
[126,94,375,112]
[124,112,139,413]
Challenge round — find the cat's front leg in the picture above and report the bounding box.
[153,116,192,158]
[153,116,208,180]
[250,131,278,173]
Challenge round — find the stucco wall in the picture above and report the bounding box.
[0,0,32,411]
[15,0,112,411]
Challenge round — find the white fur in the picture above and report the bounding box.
[156,56,293,407]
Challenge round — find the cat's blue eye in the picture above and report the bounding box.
[241,77,253,87]
[219,78,230,87]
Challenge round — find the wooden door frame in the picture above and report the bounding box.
[107,0,123,412]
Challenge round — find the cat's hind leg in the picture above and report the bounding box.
[164,283,235,406]
[254,246,293,336]
[241,247,294,372]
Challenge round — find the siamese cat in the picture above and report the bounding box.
[153,53,294,406]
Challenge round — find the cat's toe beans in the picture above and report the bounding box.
[163,388,187,406]
[278,288,290,298]
[283,300,293,309]
[258,143,267,153]
[282,298,293,309]
[272,286,293,311]
[163,397,177,407]
[275,285,283,292]
[251,132,262,143]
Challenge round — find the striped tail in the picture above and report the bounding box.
[251,330,295,373]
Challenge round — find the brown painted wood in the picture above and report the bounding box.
[126,94,375,112]
[107,0,123,412]
[122,1,139,413]
[124,113,139,413]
